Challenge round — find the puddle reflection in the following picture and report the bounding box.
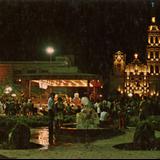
[31,127,49,149]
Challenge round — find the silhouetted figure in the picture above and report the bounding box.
[48,92,56,145]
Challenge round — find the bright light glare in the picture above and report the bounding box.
[128,93,133,97]
[134,53,138,59]
[46,47,54,55]
[11,93,16,97]
[4,86,12,94]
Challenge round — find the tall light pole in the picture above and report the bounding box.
[46,46,54,63]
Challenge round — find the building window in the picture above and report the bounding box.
[150,65,154,73]
[150,37,153,43]
[150,52,154,58]
[156,66,159,73]
[155,51,159,59]
[156,37,158,43]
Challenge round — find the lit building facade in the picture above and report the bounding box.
[113,16,160,97]
[0,56,103,102]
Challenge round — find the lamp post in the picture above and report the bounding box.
[46,46,54,63]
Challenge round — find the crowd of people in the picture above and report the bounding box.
[0,95,37,116]
[0,92,160,130]
[47,92,160,130]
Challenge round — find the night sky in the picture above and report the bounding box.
[0,0,160,77]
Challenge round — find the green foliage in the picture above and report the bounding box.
[63,114,76,123]
[148,115,160,131]
[133,120,156,149]
[76,107,99,129]
[128,116,139,127]
[0,114,77,130]
[0,116,49,130]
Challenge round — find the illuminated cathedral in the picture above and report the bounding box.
[113,16,160,97]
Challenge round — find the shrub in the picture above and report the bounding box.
[133,120,156,149]
[148,115,160,131]
[0,128,9,144]
[63,114,76,123]
[127,116,139,127]
[9,123,31,149]
[0,115,49,130]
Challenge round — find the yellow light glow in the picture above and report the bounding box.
[11,93,16,97]
[134,53,138,59]
[32,80,90,87]
[128,93,133,97]
[90,84,93,87]
[152,17,156,23]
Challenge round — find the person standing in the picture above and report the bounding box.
[48,92,56,145]
[54,97,64,129]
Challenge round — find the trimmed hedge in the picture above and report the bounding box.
[0,115,49,129]
[0,114,76,130]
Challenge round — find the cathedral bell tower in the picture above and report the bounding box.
[113,51,126,76]
[146,1,160,75]
[111,51,126,94]
[146,1,160,96]
[146,16,160,75]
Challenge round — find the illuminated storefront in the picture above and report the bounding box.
[0,56,103,102]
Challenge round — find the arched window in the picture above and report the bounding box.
[150,65,154,73]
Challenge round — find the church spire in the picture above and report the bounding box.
[150,0,156,23]
[151,0,155,8]
[150,0,155,15]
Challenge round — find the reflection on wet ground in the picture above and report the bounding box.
[31,127,75,150]
[30,126,123,150]
[31,127,49,150]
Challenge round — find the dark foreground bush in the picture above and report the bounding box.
[9,123,31,149]
[0,128,9,144]
[114,120,160,150]
[133,120,156,149]
[148,115,160,131]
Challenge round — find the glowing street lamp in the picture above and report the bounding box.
[46,46,54,63]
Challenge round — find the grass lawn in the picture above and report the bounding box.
[0,127,160,159]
